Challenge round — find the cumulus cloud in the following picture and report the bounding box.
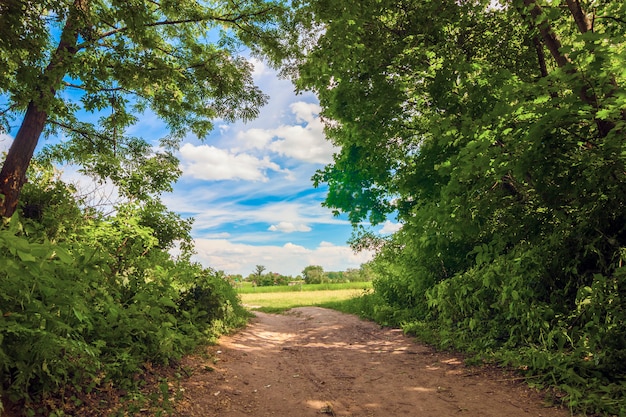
[268,221,312,233]
[193,239,374,276]
[235,101,338,165]
[235,128,274,150]
[379,220,402,235]
[179,143,290,182]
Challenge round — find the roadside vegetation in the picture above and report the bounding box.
[0,165,250,416]
[2,0,626,416]
[281,1,626,414]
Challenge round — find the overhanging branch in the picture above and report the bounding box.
[79,6,277,49]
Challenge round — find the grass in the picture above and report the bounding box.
[236,281,372,294]
[239,287,373,313]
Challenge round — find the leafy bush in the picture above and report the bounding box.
[0,172,248,415]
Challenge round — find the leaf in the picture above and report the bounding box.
[17,249,37,263]
[159,297,178,309]
[53,247,74,264]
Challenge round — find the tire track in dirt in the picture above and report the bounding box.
[175,307,572,417]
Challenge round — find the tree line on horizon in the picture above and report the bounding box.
[228,263,375,287]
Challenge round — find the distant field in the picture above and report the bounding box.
[236,281,372,294]
[239,288,372,312]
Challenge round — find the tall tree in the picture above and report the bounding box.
[283,1,626,406]
[286,0,626,288]
[253,264,266,278]
[0,0,286,217]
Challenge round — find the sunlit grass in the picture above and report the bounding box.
[236,281,372,294]
[240,288,371,313]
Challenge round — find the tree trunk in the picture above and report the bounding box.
[0,103,48,217]
[520,0,614,138]
[0,0,87,218]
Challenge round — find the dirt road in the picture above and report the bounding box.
[175,307,571,417]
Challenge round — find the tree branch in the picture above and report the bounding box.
[48,119,115,148]
[81,6,277,49]
[595,15,626,25]
[0,103,20,118]
[533,36,549,78]
[518,0,616,137]
[62,81,131,95]
[522,0,569,68]
[565,0,592,33]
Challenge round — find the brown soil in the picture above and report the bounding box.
[174,307,572,417]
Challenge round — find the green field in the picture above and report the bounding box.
[235,281,372,294]
[239,286,372,313]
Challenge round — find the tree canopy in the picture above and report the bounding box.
[0,0,287,217]
[284,0,626,413]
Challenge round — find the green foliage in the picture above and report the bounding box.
[0,0,287,137]
[0,167,248,415]
[283,0,626,414]
[302,265,325,284]
[0,0,291,218]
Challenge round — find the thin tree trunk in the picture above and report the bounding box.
[0,0,86,218]
[565,0,592,33]
[0,103,48,217]
[520,0,614,137]
[533,36,549,78]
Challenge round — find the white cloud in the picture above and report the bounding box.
[193,239,374,276]
[234,101,338,165]
[291,101,320,124]
[235,128,274,150]
[268,221,312,233]
[0,133,13,154]
[249,57,270,78]
[59,164,122,213]
[186,199,345,235]
[379,220,402,235]
[179,143,290,182]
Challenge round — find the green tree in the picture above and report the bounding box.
[302,265,324,284]
[284,0,626,413]
[250,264,267,286]
[0,0,286,217]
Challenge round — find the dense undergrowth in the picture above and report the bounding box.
[337,273,625,416]
[0,168,249,416]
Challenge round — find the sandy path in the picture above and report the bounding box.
[175,307,571,417]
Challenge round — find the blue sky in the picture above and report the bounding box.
[163,58,397,277]
[0,58,401,277]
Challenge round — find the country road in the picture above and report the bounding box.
[175,307,572,417]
